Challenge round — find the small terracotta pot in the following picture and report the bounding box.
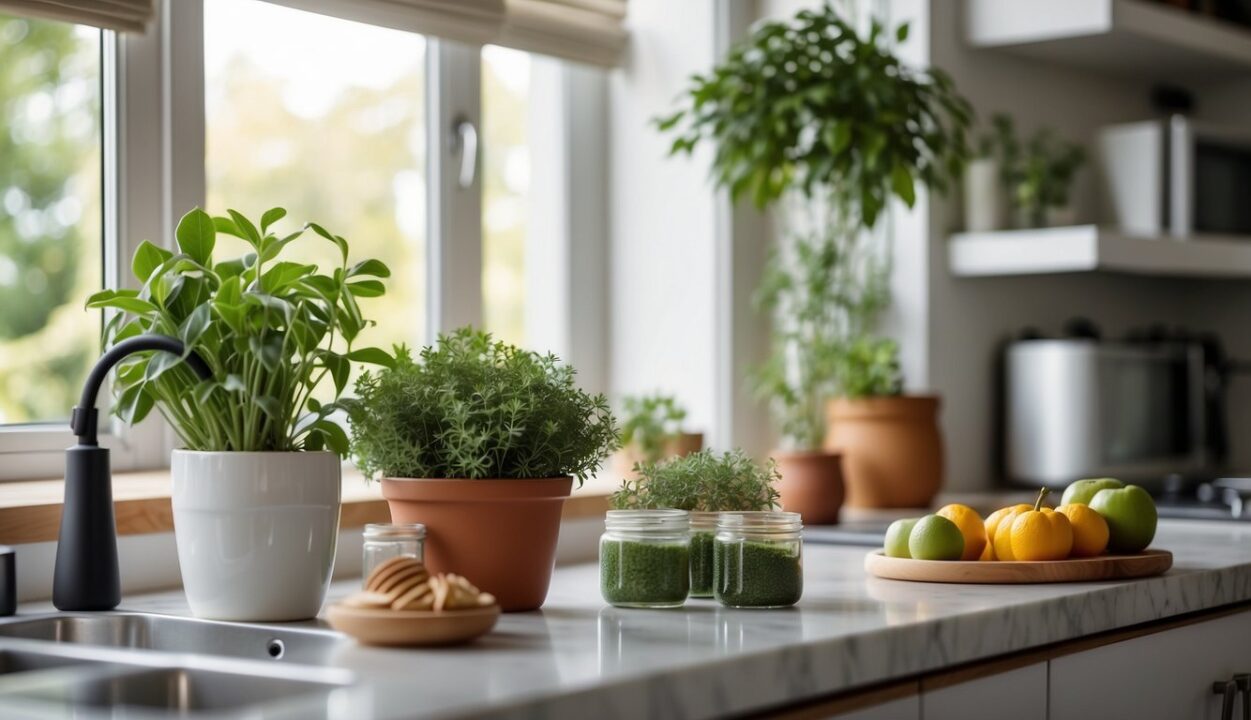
[380,477,572,612]
[773,450,845,525]
[825,395,944,509]
[608,432,704,482]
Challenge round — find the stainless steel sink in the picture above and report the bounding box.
[0,612,345,664]
[0,613,360,718]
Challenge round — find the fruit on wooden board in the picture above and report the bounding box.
[908,514,964,561]
[884,518,920,559]
[1090,484,1158,553]
[1057,503,1110,558]
[1060,477,1124,507]
[936,504,987,561]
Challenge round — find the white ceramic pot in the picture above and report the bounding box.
[963,157,1006,232]
[171,450,341,621]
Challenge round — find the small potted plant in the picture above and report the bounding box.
[349,328,619,612]
[964,114,1014,233]
[610,393,702,481]
[1010,127,1086,228]
[658,6,970,516]
[825,339,944,509]
[88,207,393,621]
[610,449,780,597]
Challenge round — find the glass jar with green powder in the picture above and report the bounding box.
[600,509,691,608]
[688,511,719,598]
[713,511,803,609]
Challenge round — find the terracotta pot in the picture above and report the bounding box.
[381,477,572,612]
[608,432,704,482]
[825,395,943,509]
[773,450,845,525]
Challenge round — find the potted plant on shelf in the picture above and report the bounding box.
[1010,126,1086,229]
[610,448,779,598]
[87,206,393,621]
[658,6,971,516]
[610,393,703,481]
[348,328,619,612]
[964,114,1014,233]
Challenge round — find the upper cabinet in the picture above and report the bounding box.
[965,0,1251,82]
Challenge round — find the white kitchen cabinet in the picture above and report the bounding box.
[922,662,1047,720]
[1049,610,1251,720]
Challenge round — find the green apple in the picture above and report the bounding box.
[1089,485,1157,553]
[1061,477,1124,506]
[908,515,965,561]
[884,518,919,558]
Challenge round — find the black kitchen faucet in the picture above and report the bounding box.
[53,335,211,612]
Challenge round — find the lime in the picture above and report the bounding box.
[884,518,919,558]
[908,514,965,561]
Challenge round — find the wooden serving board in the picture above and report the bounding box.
[864,549,1173,584]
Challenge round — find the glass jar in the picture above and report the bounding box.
[713,511,803,609]
[362,523,426,586]
[600,509,691,608]
[688,511,719,598]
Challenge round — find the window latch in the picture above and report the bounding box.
[450,116,478,189]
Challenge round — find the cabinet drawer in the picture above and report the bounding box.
[1049,610,1251,720]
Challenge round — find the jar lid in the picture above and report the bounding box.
[364,522,426,539]
[605,509,689,532]
[716,511,802,533]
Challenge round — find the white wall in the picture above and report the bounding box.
[608,0,720,440]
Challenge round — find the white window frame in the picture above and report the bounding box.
[0,0,610,480]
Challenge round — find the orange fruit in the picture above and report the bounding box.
[1008,488,1073,561]
[937,504,986,561]
[1058,503,1109,558]
[987,504,1031,561]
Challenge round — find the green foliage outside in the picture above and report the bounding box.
[658,5,971,448]
[0,15,100,422]
[349,327,619,483]
[90,208,394,453]
[611,449,780,512]
[619,393,687,463]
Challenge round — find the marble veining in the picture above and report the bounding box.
[43,520,1251,719]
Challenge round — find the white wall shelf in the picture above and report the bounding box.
[965,0,1251,82]
[949,225,1251,278]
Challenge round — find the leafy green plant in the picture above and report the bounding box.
[619,393,688,463]
[348,327,619,483]
[657,5,972,228]
[87,207,392,454]
[610,449,780,512]
[1013,130,1085,228]
[836,337,903,399]
[657,4,971,449]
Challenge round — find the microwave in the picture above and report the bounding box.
[1004,339,1221,489]
[1100,116,1251,238]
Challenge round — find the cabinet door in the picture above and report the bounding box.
[921,662,1047,720]
[1049,610,1251,720]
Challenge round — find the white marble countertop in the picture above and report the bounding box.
[35,519,1251,719]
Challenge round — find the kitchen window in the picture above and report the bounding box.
[0,0,613,481]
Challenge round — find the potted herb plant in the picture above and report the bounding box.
[610,393,703,481]
[1010,126,1086,228]
[964,114,1014,233]
[659,6,971,516]
[610,449,779,598]
[348,328,619,612]
[87,207,392,621]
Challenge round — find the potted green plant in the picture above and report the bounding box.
[348,328,619,611]
[87,207,393,620]
[964,114,1014,232]
[1011,127,1086,228]
[658,6,971,515]
[610,448,779,598]
[610,393,702,481]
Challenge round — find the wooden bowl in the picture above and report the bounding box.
[326,603,500,647]
[864,549,1173,584]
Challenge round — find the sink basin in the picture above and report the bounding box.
[1,666,345,717]
[0,612,344,664]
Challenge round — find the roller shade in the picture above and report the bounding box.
[0,0,153,32]
[266,0,628,67]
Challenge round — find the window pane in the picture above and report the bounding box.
[482,45,530,347]
[205,0,427,354]
[0,15,101,424]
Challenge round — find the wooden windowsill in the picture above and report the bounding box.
[0,470,612,545]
